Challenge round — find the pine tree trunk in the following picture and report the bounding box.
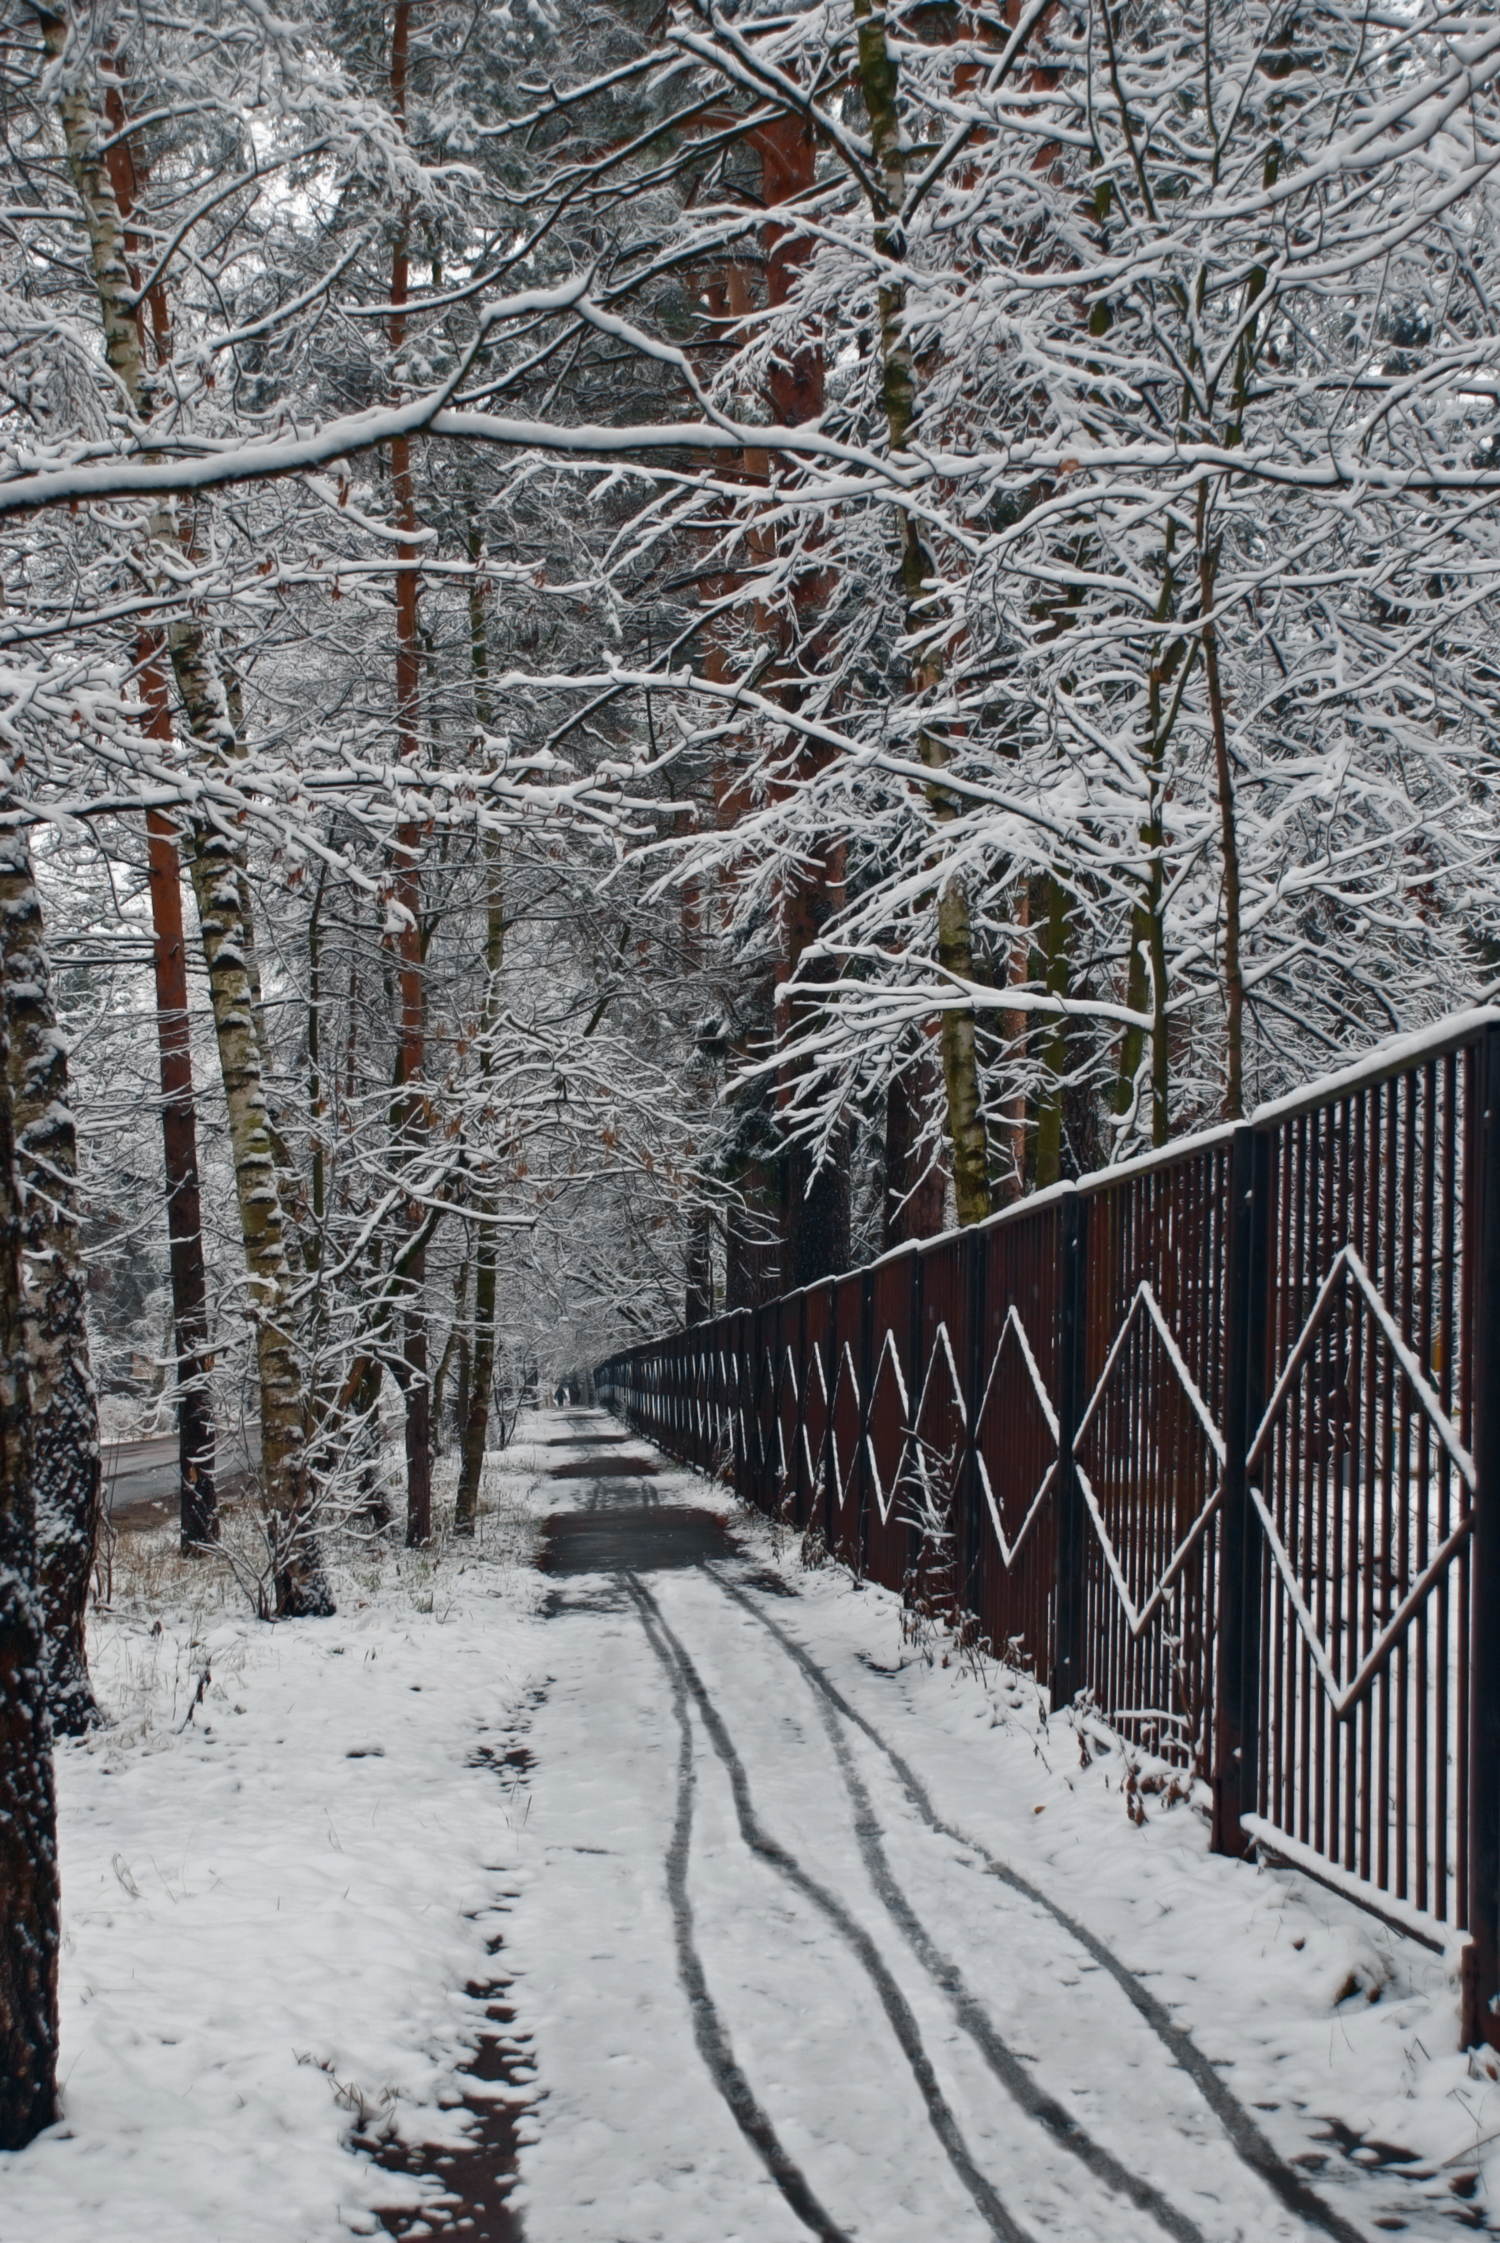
[455,1333,470,1448]
[55,41,215,1552]
[455,524,503,1538]
[0,946,59,2149]
[999,878,1031,1203]
[1116,550,1183,1150]
[141,662,216,1553]
[685,1216,714,1325]
[1198,537,1245,1119]
[455,1235,496,1536]
[884,1041,947,1246]
[0,821,101,1735]
[1033,875,1072,1190]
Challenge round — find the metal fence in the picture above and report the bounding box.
[596,1009,1500,2045]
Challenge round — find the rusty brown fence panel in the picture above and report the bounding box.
[1072,1133,1234,1774]
[594,1010,1500,2045]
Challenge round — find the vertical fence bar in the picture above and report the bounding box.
[1466,1023,1500,2046]
[751,1301,766,1512]
[1213,1123,1270,1856]
[795,1287,809,1523]
[739,1308,751,1500]
[1051,1188,1089,1707]
[824,1279,839,1550]
[857,1266,875,1579]
[907,1247,925,1587]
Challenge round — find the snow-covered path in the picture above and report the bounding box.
[6,1408,1487,2242]
[507,1416,1478,2243]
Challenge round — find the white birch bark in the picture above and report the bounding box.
[43,11,328,1614]
[850,0,990,1224]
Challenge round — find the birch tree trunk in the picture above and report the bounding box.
[0,819,100,1733]
[45,18,326,1614]
[430,1258,469,1451]
[850,0,990,1223]
[175,765,329,1617]
[0,961,59,2149]
[388,0,432,1549]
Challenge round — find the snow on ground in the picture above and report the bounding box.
[4,1408,1496,2241]
[511,1437,1497,2242]
[0,1434,558,2243]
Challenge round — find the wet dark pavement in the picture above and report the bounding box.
[539,1506,732,1573]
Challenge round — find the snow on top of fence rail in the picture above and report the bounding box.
[596,1002,1500,1354]
[1248,1004,1500,1126]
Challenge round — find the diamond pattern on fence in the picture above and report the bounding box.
[801,1335,830,1507]
[1249,1247,1473,1725]
[829,1337,862,1515]
[1074,1275,1225,1768]
[907,1323,967,1528]
[596,1013,1500,2038]
[1252,1085,1474,1931]
[1074,1281,1226,1638]
[866,1327,910,1525]
[776,1343,801,1506]
[754,1340,779,1488]
[974,1306,1058,1568]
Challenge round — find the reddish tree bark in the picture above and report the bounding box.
[141,667,217,1550]
[884,1041,948,1248]
[100,75,216,1549]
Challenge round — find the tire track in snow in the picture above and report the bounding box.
[706,1574,1207,2243]
[716,1572,1368,2243]
[627,1576,855,2243]
[630,1577,1039,2243]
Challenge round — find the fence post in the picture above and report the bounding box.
[1468,1024,1500,2047]
[1212,1124,1270,1856]
[730,1309,744,1498]
[795,1287,809,1525]
[692,1332,701,1468]
[907,1245,925,1590]
[963,1225,987,1630]
[769,1301,782,1512]
[824,1280,839,1551]
[1050,1187,1089,1707]
[857,1266,874,1577]
[753,1309,766,1516]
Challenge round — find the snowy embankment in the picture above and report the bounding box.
[3,1410,1496,2241]
[0,1434,566,2243]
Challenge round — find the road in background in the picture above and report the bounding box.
[102,1425,259,1517]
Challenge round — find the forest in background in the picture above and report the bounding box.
[3,0,1500,2148]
